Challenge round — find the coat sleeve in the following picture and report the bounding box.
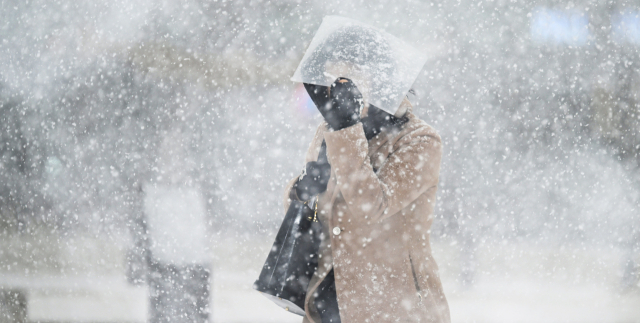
[282,122,329,212]
[323,122,442,222]
[282,176,299,213]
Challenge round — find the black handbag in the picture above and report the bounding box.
[253,142,328,316]
[253,199,323,315]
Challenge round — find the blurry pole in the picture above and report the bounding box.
[0,290,26,323]
[143,185,211,323]
[621,231,640,292]
[126,183,151,287]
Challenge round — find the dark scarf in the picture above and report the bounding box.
[361,104,409,140]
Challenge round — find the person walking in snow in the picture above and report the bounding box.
[277,16,451,323]
[284,75,450,323]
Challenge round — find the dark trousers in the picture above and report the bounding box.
[315,269,341,323]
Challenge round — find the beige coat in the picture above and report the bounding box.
[283,103,450,323]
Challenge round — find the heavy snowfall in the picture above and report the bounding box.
[0,0,639,322]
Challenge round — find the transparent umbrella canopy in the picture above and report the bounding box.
[291,16,428,114]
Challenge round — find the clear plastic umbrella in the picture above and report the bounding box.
[291,16,428,114]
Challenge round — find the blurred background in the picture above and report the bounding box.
[1,0,639,322]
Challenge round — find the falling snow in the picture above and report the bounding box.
[1,1,639,322]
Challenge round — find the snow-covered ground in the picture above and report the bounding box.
[212,270,640,323]
[0,274,147,322]
[1,233,638,322]
[211,234,640,323]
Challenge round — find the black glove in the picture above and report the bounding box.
[361,104,408,140]
[305,78,363,131]
[294,161,331,201]
[294,142,331,201]
[304,83,330,113]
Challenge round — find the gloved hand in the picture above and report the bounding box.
[294,160,331,201]
[304,83,330,113]
[292,141,331,201]
[305,78,363,131]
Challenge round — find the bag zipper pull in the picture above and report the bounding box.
[313,197,318,222]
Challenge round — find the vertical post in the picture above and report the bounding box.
[143,185,211,323]
[0,289,27,323]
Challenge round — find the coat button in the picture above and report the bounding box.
[333,227,341,235]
